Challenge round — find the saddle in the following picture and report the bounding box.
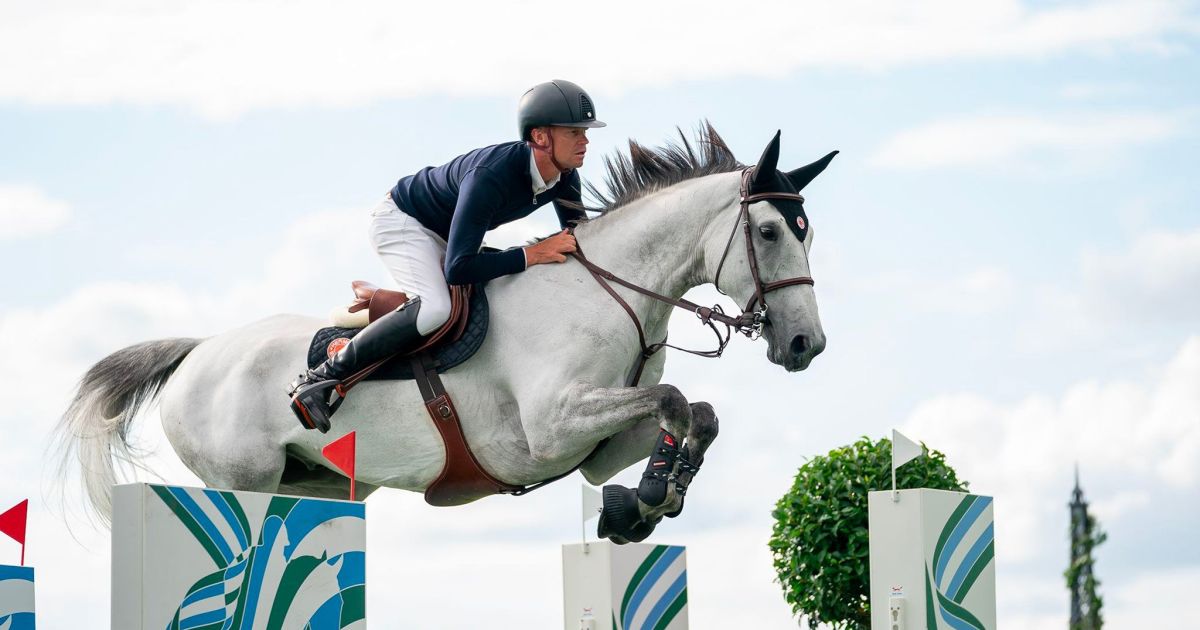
[307,282,488,381]
[307,281,521,506]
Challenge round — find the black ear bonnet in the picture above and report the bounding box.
[748,165,810,242]
[747,130,837,243]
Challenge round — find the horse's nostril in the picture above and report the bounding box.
[790,335,808,356]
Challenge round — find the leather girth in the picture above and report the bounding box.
[410,353,523,506]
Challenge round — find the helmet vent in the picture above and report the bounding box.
[579,93,595,120]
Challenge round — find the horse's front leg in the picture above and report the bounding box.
[526,381,693,464]
[549,385,723,545]
[578,401,719,505]
[664,401,719,517]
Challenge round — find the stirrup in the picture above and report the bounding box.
[287,375,343,433]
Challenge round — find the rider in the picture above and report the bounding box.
[289,80,605,432]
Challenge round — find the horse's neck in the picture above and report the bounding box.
[573,176,731,325]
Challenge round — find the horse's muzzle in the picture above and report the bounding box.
[784,333,825,371]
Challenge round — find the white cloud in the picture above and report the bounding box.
[0,208,374,428]
[1081,228,1200,323]
[0,184,71,240]
[902,335,1200,621]
[869,111,1183,170]
[1107,566,1200,628]
[1058,81,1140,100]
[0,1,1196,118]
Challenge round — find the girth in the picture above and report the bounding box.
[409,350,607,505]
[409,353,523,506]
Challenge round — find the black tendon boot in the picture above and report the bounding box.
[288,297,425,432]
[597,429,679,544]
[637,429,681,507]
[664,445,699,519]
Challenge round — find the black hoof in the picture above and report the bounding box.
[597,485,659,544]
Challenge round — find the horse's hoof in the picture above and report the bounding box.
[597,484,659,544]
[619,517,659,544]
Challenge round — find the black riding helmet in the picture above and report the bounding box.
[518,80,607,140]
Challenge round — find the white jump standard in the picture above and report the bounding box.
[562,541,688,630]
[112,483,365,630]
[0,564,35,630]
[868,489,996,630]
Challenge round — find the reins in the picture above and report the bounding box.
[571,166,814,386]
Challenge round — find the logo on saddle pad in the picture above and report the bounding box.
[327,337,351,360]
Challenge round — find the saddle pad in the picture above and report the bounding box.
[306,284,489,380]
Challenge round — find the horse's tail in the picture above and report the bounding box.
[54,337,202,525]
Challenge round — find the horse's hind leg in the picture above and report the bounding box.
[277,455,380,501]
[161,399,289,494]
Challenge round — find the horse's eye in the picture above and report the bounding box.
[758,224,778,241]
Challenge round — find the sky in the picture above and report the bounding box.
[1,0,1198,627]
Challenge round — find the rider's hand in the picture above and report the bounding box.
[524,229,577,266]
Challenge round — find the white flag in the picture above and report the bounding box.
[582,485,604,523]
[892,429,924,471]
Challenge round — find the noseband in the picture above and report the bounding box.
[570,166,815,385]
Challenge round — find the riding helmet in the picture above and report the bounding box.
[518,80,607,140]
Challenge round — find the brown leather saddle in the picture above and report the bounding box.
[325,281,522,506]
[345,280,468,351]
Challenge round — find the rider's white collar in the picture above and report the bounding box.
[530,150,560,195]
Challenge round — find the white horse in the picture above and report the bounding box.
[56,125,832,542]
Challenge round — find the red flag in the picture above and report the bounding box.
[322,432,357,501]
[0,499,28,565]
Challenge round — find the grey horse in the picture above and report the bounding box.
[56,125,832,543]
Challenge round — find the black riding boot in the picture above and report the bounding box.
[289,297,424,432]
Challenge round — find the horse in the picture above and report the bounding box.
[55,124,832,543]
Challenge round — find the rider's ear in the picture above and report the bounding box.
[786,150,839,192]
[751,130,782,189]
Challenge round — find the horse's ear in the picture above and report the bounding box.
[786,150,839,191]
[751,130,782,188]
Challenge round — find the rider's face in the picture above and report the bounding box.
[549,126,588,169]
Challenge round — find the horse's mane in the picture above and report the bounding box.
[582,121,744,216]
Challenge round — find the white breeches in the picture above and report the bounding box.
[368,195,452,335]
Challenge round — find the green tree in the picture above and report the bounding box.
[769,435,967,629]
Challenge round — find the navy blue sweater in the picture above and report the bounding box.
[390,142,586,285]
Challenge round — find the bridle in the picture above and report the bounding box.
[571,166,815,385]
